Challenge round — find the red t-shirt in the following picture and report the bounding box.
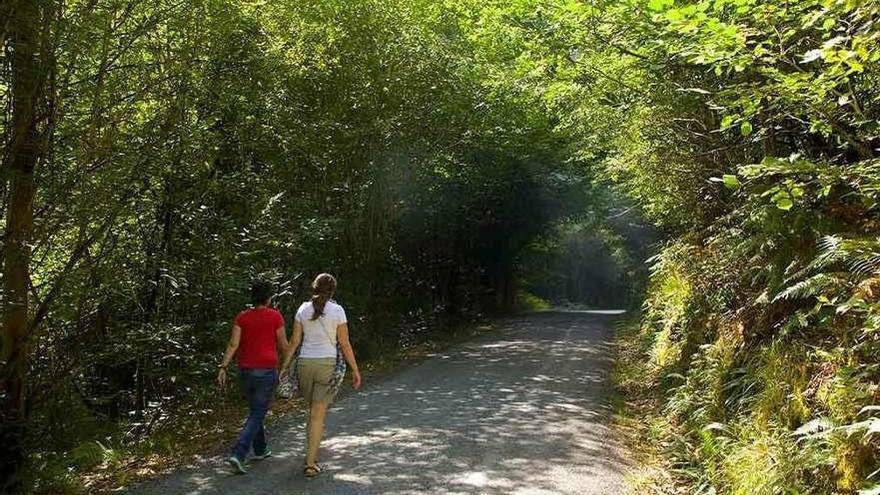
[234,307,284,369]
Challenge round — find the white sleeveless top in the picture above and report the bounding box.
[296,300,347,358]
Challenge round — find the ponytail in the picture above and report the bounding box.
[309,273,337,320]
[311,293,329,320]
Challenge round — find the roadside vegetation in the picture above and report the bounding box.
[1,1,637,493]
[3,0,878,494]
[590,1,879,494]
[453,0,880,493]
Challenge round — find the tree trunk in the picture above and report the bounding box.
[1,1,48,491]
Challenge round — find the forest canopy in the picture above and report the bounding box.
[2,0,879,493]
[1,0,644,492]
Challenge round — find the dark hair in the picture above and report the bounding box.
[310,273,337,320]
[250,280,273,306]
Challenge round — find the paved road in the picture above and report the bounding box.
[125,311,630,495]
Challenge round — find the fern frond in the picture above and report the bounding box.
[834,237,880,276]
[796,236,880,279]
[774,273,845,302]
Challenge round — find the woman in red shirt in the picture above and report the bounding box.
[216,281,288,474]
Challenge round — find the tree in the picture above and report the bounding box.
[2,0,56,491]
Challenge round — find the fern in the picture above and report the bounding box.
[69,441,110,470]
[818,236,880,277]
[774,273,844,302]
[778,236,880,301]
[859,484,880,495]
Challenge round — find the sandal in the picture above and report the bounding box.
[303,464,321,478]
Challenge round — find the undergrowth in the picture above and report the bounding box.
[625,158,880,495]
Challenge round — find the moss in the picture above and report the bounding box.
[514,291,552,311]
[721,428,809,495]
[664,324,740,425]
[833,436,876,492]
[647,269,692,369]
[818,365,873,424]
[752,340,811,429]
[651,325,683,369]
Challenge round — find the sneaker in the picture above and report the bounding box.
[228,455,247,474]
[253,449,272,460]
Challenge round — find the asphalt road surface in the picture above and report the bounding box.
[125,311,630,495]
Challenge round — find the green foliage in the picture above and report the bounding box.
[12,0,880,492]
[514,0,880,492]
[3,0,651,491]
[515,291,552,312]
[637,156,880,492]
[69,442,112,471]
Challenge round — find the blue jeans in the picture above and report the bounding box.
[231,368,277,459]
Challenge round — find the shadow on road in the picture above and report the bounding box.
[126,312,629,495]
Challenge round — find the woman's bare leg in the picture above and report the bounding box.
[305,401,329,466]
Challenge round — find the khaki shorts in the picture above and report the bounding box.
[297,358,336,404]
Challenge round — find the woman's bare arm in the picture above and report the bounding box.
[337,323,362,389]
[275,323,290,358]
[280,320,303,372]
[217,325,241,388]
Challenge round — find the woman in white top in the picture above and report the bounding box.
[281,273,361,477]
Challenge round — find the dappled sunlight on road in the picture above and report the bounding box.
[125,312,628,495]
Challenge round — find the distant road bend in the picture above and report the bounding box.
[126,311,630,495]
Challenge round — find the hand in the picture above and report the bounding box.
[279,367,289,383]
[351,369,362,390]
[216,368,227,389]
